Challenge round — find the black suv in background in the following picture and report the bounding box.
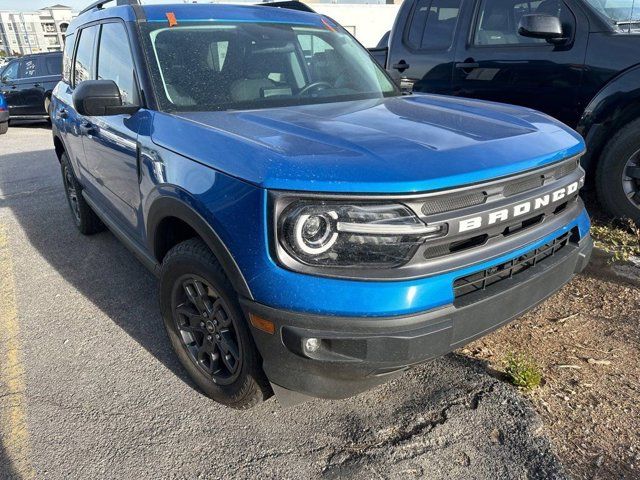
[0,51,62,121]
[371,0,640,223]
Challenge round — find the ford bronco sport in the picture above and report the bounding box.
[51,0,592,408]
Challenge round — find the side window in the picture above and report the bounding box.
[1,61,20,82]
[97,22,138,105]
[74,25,98,86]
[474,0,574,46]
[62,33,75,83]
[19,58,38,78]
[406,0,462,50]
[45,55,62,76]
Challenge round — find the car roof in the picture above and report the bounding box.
[67,3,326,36]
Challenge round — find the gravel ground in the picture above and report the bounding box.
[0,124,585,479]
[466,250,640,480]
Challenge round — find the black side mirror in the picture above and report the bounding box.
[518,14,565,42]
[72,80,139,117]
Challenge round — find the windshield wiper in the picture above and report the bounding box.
[615,19,640,25]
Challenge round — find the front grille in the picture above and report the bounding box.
[422,191,486,215]
[420,156,580,217]
[453,232,571,299]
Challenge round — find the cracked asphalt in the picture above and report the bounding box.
[1,124,566,479]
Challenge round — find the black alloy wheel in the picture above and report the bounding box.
[171,275,242,385]
[63,164,81,225]
[160,238,271,408]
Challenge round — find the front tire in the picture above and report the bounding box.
[0,122,7,135]
[60,152,104,235]
[160,238,271,409]
[596,118,640,224]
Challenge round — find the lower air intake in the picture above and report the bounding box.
[453,232,571,299]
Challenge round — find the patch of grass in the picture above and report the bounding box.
[503,353,543,390]
[591,219,640,263]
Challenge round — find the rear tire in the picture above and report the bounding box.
[596,118,640,224]
[60,152,105,235]
[0,122,7,134]
[160,238,271,409]
[46,98,52,126]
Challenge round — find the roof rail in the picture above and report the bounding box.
[257,1,316,13]
[79,0,140,16]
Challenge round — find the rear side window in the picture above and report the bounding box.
[62,33,75,83]
[406,0,462,50]
[19,58,38,78]
[74,25,98,86]
[97,22,138,105]
[45,55,62,76]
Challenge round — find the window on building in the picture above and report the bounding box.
[97,22,138,105]
[406,0,462,50]
[74,25,98,86]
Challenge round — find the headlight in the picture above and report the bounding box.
[277,201,446,268]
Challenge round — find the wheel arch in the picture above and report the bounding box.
[578,65,640,177]
[146,196,253,300]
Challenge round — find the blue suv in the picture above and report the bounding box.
[52,0,593,408]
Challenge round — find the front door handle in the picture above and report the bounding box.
[33,83,41,88]
[392,60,410,72]
[79,121,95,136]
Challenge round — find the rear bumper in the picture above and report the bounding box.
[242,234,592,400]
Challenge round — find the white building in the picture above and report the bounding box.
[0,4,75,56]
[310,3,400,47]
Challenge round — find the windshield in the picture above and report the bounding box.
[583,0,640,29]
[141,20,399,112]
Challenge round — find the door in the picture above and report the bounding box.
[81,20,142,232]
[0,59,30,116]
[386,0,464,93]
[452,0,588,127]
[20,56,49,115]
[66,24,99,174]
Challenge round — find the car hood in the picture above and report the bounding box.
[150,94,584,194]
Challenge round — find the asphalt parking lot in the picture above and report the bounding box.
[0,124,568,479]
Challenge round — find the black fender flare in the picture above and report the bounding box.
[146,196,253,300]
[577,65,640,173]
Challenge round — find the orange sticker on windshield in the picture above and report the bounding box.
[166,12,178,27]
[321,18,335,32]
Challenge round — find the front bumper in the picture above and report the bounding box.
[0,110,8,124]
[242,233,592,400]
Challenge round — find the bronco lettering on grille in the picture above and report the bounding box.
[458,181,579,233]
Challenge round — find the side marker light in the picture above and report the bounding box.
[249,314,275,335]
